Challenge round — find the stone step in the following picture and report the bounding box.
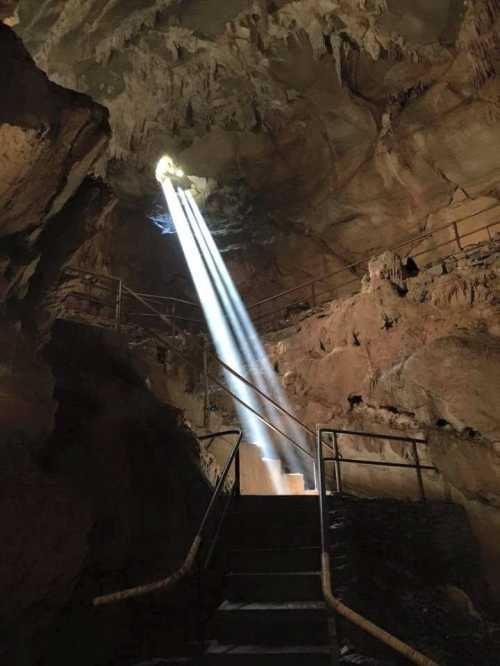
[211,600,329,646]
[225,571,322,603]
[204,642,332,665]
[283,472,306,494]
[230,494,320,516]
[228,545,321,573]
[225,521,320,549]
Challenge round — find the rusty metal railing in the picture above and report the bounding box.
[316,426,440,666]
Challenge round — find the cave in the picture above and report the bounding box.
[2,1,500,665]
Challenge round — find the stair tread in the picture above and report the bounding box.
[206,644,330,655]
[229,545,320,553]
[218,600,326,611]
[226,571,320,577]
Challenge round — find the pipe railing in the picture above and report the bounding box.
[318,427,436,502]
[248,214,500,330]
[123,285,316,461]
[58,270,329,464]
[316,426,440,666]
[93,429,242,606]
[60,213,500,336]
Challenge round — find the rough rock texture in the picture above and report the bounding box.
[0,22,211,665]
[0,322,210,665]
[12,0,500,302]
[0,23,110,303]
[265,241,500,605]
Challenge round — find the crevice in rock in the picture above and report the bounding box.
[348,394,363,409]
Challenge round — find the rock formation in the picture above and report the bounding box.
[265,241,500,603]
[0,22,209,664]
[12,0,500,302]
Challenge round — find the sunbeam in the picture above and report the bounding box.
[156,158,309,493]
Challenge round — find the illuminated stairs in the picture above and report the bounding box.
[238,442,313,495]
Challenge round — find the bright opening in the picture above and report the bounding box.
[155,156,309,494]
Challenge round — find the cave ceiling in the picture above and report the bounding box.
[12,1,500,262]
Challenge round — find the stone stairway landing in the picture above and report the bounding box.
[239,442,314,496]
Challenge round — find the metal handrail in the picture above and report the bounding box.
[93,429,242,606]
[62,211,500,335]
[248,210,500,315]
[61,266,201,309]
[248,215,500,330]
[316,426,439,666]
[319,427,435,502]
[122,285,316,463]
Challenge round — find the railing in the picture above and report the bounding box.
[316,427,440,666]
[318,427,437,502]
[58,266,204,334]
[247,212,500,330]
[93,429,243,606]
[58,211,500,336]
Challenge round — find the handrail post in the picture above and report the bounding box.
[453,221,463,251]
[172,302,177,339]
[412,442,426,502]
[316,427,329,557]
[234,447,241,497]
[203,338,209,427]
[115,278,123,333]
[333,432,342,494]
[317,427,341,665]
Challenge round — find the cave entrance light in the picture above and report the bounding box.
[156,157,308,492]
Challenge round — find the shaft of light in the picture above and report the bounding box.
[176,188,278,463]
[160,178,286,492]
[185,191,308,473]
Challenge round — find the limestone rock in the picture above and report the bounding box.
[264,245,500,599]
[0,23,110,255]
[11,1,500,303]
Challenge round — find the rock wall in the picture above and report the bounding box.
[0,22,211,664]
[265,241,500,606]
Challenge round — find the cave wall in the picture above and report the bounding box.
[264,242,500,606]
[0,21,212,664]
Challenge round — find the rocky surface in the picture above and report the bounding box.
[2,1,500,660]
[265,240,500,606]
[0,21,211,665]
[11,0,500,302]
[0,23,110,304]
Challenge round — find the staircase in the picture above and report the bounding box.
[205,495,331,664]
[238,443,313,495]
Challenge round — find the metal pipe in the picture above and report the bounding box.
[247,208,500,311]
[93,430,242,607]
[115,279,123,332]
[321,554,439,666]
[323,457,436,471]
[122,286,315,462]
[453,221,463,251]
[333,432,342,493]
[316,429,440,666]
[412,442,426,502]
[203,338,209,427]
[331,428,426,444]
